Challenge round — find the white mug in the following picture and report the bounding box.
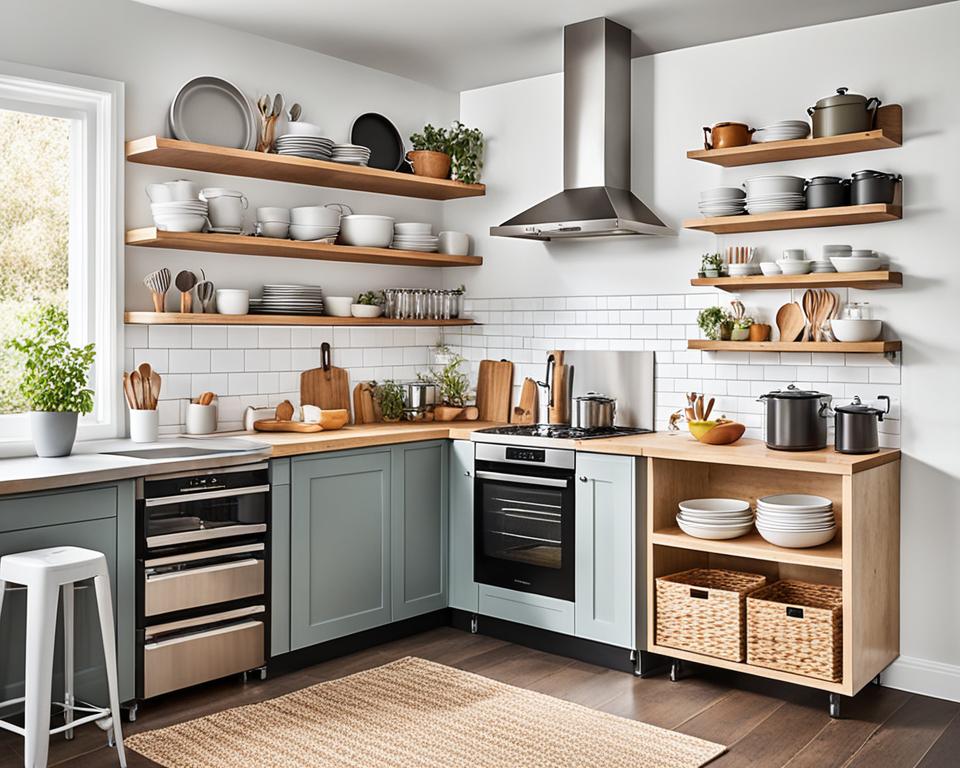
[185,402,217,435]
[438,231,470,256]
[202,189,248,230]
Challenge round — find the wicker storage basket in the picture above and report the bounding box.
[656,568,768,661]
[747,580,843,682]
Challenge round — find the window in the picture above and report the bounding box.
[0,61,123,440]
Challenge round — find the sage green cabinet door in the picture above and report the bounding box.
[448,440,478,612]
[391,441,447,620]
[290,450,391,649]
[574,453,635,649]
[269,459,291,657]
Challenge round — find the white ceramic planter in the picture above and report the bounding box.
[30,411,78,457]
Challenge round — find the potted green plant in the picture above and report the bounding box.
[700,252,724,278]
[418,352,470,420]
[697,305,734,341]
[373,379,405,422]
[351,290,385,318]
[446,121,484,184]
[6,305,96,457]
[731,316,754,341]
[407,123,451,179]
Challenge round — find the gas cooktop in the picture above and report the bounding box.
[473,424,653,447]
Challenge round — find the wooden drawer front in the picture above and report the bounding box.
[143,620,264,698]
[145,559,264,617]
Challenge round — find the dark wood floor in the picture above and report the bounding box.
[0,627,956,767]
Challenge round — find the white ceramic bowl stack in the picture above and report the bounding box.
[392,222,439,252]
[831,318,883,342]
[755,494,836,548]
[830,248,885,273]
[698,187,746,217]
[676,498,755,540]
[289,205,341,242]
[744,175,806,214]
[151,199,208,232]
[331,143,372,166]
[256,206,290,239]
[338,214,395,248]
[751,120,810,143]
[777,248,812,275]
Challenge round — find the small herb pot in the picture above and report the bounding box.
[30,411,79,457]
[406,150,451,179]
[704,268,720,278]
[719,321,734,341]
[731,325,752,341]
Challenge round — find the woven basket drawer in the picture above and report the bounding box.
[747,580,843,682]
[656,568,768,662]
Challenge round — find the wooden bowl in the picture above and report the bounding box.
[698,421,746,445]
[318,409,349,430]
[434,405,464,422]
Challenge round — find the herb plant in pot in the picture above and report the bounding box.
[374,380,405,422]
[6,306,95,457]
[419,353,470,421]
[697,306,734,342]
[731,317,754,341]
[351,290,385,318]
[700,252,724,278]
[407,123,451,179]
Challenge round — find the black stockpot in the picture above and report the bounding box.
[806,176,850,209]
[850,170,901,205]
[759,385,833,452]
[834,395,890,454]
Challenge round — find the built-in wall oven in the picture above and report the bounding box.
[473,443,575,601]
[135,463,270,700]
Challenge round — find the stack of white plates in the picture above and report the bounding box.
[676,498,754,540]
[275,134,334,160]
[755,494,836,548]
[392,222,438,252]
[745,175,806,214]
[331,143,372,165]
[249,284,325,315]
[811,259,837,273]
[752,120,810,143]
[728,262,761,276]
[699,187,746,217]
[151,200,208,232]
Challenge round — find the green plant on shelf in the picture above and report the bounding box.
[356,290,385,306]
[373,379,405,422]
[418,352,470,407]
[409,123,449,153]
[697,305,734,341]
[699,252,724,278]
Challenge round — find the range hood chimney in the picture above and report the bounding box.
[490,17,675,240]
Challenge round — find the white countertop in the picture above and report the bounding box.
[0,435,272,496]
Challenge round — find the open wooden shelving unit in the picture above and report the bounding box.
[687,105,902,167]
[691,270,902,292]
[126,136,485,200]
[683,202,901,235]
[124,312,475,327]
[646,455,900,698]
[688,339,901,353]
[126,228,483,268]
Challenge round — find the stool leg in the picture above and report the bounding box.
[92,573,126,768]
[23,582,59,768]
[0,579,5,620]
[63,583,74,740]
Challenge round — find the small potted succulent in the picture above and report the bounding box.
[700,252,724,278]
[351,290,385,318]
[418,352,470,421]
[407,123,451,179]
[697,305,734,341]
[731,316,754,341]
[6,305,96,457]
[374,379,405,422]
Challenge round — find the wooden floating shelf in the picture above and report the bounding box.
[688,339,901,353]
[683,203,901,235]
[124,312,477,327]
[126,228,482,268]
[687,105,902,167]
[691,270,902,291]
[652,527,842,570]
[125,136,485,201]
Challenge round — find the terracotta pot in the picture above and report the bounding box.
[406,150,451,179]
[749,323,772,342]
[703,122,754,150]
[434,405,464,422]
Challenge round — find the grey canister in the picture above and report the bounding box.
[807,87,881,138]
[758,385,832,451]
[834,395,890,454]
[30,411,79,457]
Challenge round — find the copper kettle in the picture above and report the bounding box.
[703,122,754,150]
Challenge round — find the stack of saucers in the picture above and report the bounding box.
[744,175,806,214]
[755,494,836,548]
[698,187,746,217]
[330,143,372,165]
[752,120,810,143]
[392,222,438,252]
[676,498,754,541]
[275,134,334,160]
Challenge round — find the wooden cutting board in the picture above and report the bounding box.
[253,420,324,433]
[301,342,352,420]
[547,350,568,425]
[511,377,539,424]
[352,382,381,424]
[475,359,514,422]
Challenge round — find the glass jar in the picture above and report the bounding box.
[842,301,871,320]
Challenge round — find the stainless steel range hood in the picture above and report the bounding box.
[490,18,674,240]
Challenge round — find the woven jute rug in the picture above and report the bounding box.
[127,656,725,768]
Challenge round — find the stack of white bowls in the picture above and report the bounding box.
[331,143,372,166]
[752,120,810,143]
[256,206,290,239]
[676,498,755,541]
[829,247,885,273]
[811,245,838,273]
[755,494,836,548]
[339,214,395,248]
[392,222,439,252]
[151,198,208,232]
[698,187,746,217]
[777,248,812,275]
[745,175,806,214]
[289,205,341,242]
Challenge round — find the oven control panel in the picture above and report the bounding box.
[505,447,546,463]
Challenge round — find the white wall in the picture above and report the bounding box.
[0,0,460,306]
[443,3,960,694]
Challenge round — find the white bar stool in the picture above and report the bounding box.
[0,546,126,768]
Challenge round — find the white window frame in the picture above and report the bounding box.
[0,61,124,441]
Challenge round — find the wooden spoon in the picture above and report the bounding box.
[802,289,817,341]
[130,370,144,410]
[122,372,137,410]
[703,397,716,420]
[175,270,197,313]
[776,302,805,342]
[150,371,162,408]
[138,363,153,409]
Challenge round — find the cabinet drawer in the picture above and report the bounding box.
[479,584,575,635]
[143,620,264,698]
[144,558,264,617]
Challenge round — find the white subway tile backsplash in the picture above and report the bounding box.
[169,349,210,374]
[259,327,291,348]
[149,326,191,348]
[211,349,244,372]
[192,326,228,349]
[228,327,258,348]
[244,349,271,372]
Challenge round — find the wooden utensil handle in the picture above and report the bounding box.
[151,291,166,312]
[180,292,193,313]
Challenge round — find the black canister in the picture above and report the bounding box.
[806,176,850,209]
[850,170,902,205]
[834,395,890,454]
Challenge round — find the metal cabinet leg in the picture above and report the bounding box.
[670,659,683,683]
[829,693,842,718]
[125,703,138,723]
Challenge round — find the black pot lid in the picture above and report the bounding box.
[808,176,843,185]
[851,169,895,180]
[763,384,828,400]
[836,395,884,414]
[575,392,615,403]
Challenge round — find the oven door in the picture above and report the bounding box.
[474,463,575,601]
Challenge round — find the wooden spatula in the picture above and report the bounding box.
[776,302,805,342]
[511,377,539,424]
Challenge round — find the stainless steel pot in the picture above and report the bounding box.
[807,87,881,138]
[571,392,616,430]
[850,170,901,205]
[758,385,832,451]
[834,395,890,454]
[403,381,437,411]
